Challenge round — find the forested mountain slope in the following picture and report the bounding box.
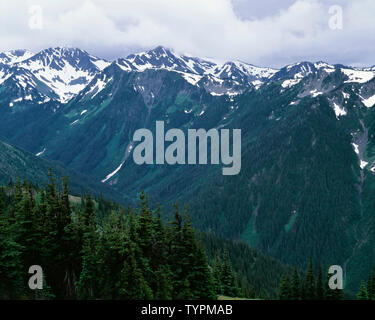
[1,46,375,291]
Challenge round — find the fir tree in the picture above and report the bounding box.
[220,248,240,298]
[325,270,335,300]
[291,266,300,300]
[316,261,324,300]
[303,258,315,300]
[77,192,99,299]
[0,198,24,298]
[279,274,292,300]
[357,281,368,300]
[367,268,375,300]
[212,254,223,295]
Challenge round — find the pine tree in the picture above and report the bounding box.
[169,205,192,299]
[291,266,300,300]
[367,268,375,300]
[221,248,240,298]
[325,270,335,300]
[82,191,95,231]
[57,177,76,297]
[77,192,99,299]
[190,241,216,299]
[119,239,153,299]
[279,274,292,300]
[316,261,324,300]
[42,170,62,296]
[371,268,375,300]
[0,197,24,298]
[151,205,173,299]
[98,208,131,299]
[212,254,223,295]
[357,281,368,300]
[137,192,154,296]
[303,258,315,300]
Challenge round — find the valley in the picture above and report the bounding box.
[1,45,375,292]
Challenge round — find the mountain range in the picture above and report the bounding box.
[1,45,375,291]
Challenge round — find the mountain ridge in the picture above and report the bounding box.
[2,45,374,105]
[2,45,375,291]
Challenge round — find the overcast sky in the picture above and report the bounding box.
[0,0,374,68]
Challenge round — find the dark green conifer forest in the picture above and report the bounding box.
[0,170,371,300]
[0,171,249,299]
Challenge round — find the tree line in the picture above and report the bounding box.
[357,269,375,300]
[279,258,345,300]
[1,170,371,300]
[0,171,245,300]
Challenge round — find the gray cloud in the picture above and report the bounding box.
[0,0,374,68]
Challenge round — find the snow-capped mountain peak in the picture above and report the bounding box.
[1,45,375,106]
[124,46,202,74]
[16,47,110,102]
[125,46,278,79]
[0,49,34,65]
[115,46,278,95]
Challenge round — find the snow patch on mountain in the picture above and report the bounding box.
[0,49,34,65]
[101,142,135,183]
[19,60,92,102]
[0,69,11,85]
[352,143,359,155]
[282,78,302,88]
[89,56,110,70]
[310,89,323,97]
[279,61,334,89]
[361,94,375,108]
[333,102,347,119]
[36,148,46,157]
[341,68,375,84]
[102,162,124,183]
[314,62,335,73]
[182,73,202,86]
[16,47,108,103]
[342,92,350,99]
[85,75,112,99]
[360,160,368,169]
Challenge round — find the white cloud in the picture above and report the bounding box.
[0,0,374,67]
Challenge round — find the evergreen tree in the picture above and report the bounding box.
[291,266,300,300]
[190,242,216,299]
[212,254,223,295]
[152,205,173,299]
[77,192,99,299]
[137,192,155,296]
[279,274,292,300]
[0,195,24,298]
[316,261,324,300]
[220,248,240,297]
[169,205,192,299]
[96,209,127,299]
[324,270,335,300]
[119,240,153,299]
[367,268,375,300]
[357,281,368,300]
[0,176,308,301]
[303,258,315,300]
